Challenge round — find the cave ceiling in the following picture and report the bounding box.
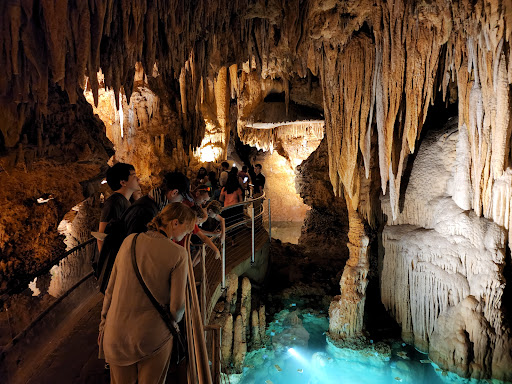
[1,0,512,226]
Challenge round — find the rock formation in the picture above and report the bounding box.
[381,121,511,380]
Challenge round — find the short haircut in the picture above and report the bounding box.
[147,202,196,231]
[106,163,135,191]
[255,164,262,169]
[221,161,229,169]
[161,172,190,195]
[206,200,222,215]
[242,165,248,172]
[190,204,207,219]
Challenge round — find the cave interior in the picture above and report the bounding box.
[0,0,512,383]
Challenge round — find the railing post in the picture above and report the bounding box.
[201,244,207,326]
[221,240,226,289]
[268,198,271,243]
[251,204,255,263]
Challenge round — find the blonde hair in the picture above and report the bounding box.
[206,200,222,215]
[147,202,196,231]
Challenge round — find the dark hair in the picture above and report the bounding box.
[106,163,135,190]
[255,164,262,169]
[208,171,218,188]
[221,161,229,169]
[197,167,207,179]
[206,200,222,215]
[225,173,241,194]
[230,166,238,175]
[161,172,189,195]
[242,165,248,172]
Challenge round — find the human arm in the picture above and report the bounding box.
[97,221,108,252]
[216,215,225,244]
[219,188,225,204]
[98,256,118,343]
[169,247,189,322]
[196,230,221,259]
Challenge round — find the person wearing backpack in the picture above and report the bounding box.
[99,203,195,384]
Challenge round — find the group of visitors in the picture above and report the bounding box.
[94,160,264,383]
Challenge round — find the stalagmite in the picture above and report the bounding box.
[328,201,369,341]
[251,309,261,347]
[241,277,251,339]
[225,273,238,314]
[233,314,246,373]
[221,313,233,368]
[258,305,266,343]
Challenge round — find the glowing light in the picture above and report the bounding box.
[288,347,299,358]
[37,195,54,204]
[101,179,107,184]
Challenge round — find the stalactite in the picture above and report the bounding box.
[320,34,374,210]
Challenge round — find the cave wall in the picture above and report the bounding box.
[0,85,111,290]
[381,118,511,380]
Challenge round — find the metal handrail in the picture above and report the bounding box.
[0,237,95,301]
[219,191,266,211]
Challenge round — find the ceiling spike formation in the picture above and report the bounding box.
[1,0,512,228]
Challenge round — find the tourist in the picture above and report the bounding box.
[220,172,244,228]
[97,163,140,252]
[201,201,226,246]
[220,173,243,208]
[237,165,251,198]
[123,172,189,236]
[219,161,230,187]
[181,196,221,260]
[195,167,208,187]
[206,171,219,199]
[99,203,195,384]
[252,163,265,197]
[187,185,211,208]
[94,172,189,294]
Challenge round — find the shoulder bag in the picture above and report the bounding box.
[130,233,188,365]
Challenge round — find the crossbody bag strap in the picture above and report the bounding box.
[130,233,181,338]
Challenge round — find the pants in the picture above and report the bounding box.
[110,338,173,384]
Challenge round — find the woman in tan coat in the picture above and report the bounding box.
[99,202,196,384]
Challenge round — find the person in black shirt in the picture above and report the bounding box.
[123,171,190,236]
[97,163,140,252]
[95,171,190,293]
[252,164,265,197]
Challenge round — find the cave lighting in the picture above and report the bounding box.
[37,195,54,204]
[288,347,299,357]
[101,179,107,184]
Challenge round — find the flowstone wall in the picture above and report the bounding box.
[381,118,512,380]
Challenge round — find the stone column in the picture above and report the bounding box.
[328,200,369,341]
